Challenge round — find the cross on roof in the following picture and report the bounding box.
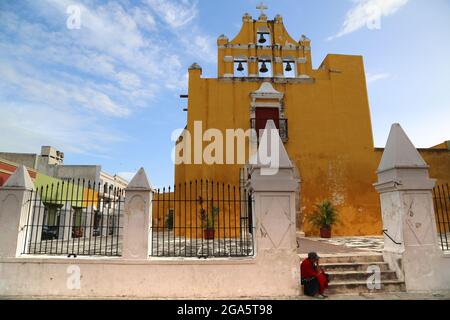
[256,2,268,16]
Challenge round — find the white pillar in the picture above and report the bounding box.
[122,168,153,259]
[374,123,450,291]
[248,120,300,294]
[62,203,71,240]
[0,166,35,257]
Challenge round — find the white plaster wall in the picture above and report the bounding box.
[54,165,100,182]
[0,254,300,298]
[0,150,301,298]
[375,122,450,293]
[380,189,450,291]
[403,249,450,292]
[0,188,301,298]
[0,194,20,257]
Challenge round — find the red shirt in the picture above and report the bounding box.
[301,258,319,279]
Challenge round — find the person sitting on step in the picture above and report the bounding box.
[300,252,329,299]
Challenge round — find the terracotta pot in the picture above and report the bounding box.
[320,227,332,238]
[72,227,83,238]
[203,228,215,240]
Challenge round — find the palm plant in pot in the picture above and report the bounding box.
[308,200,339,238]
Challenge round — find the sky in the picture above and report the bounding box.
[0,0,449,188]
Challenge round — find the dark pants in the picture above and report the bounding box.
[302,277,320,296]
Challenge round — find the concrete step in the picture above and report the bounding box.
[321,261,390,272]
[327,280,406,295]
[328,270,398,282]
[299,254,405,295]
[319,254,384,264]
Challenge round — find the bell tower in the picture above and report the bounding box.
[178,4,388,237]
[217,3,313,79]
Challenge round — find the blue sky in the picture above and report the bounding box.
[0,0,449,187]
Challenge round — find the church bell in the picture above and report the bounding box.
[285,62,292,72]
[258,33,267,44]
[259,61,268,73]
[237,62,244,72]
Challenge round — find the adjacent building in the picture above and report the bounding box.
[0,146,128,246]
[0,146,128,190]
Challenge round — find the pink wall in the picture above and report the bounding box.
[0,160,36,186]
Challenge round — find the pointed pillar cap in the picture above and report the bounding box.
[126,168,152,191]
[3,165,34,190]
[377,123,428,173]
[248,120,297,192]
[255,120,293,169]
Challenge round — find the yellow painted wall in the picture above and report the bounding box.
[174,13,450,237]
[374,148,450,186]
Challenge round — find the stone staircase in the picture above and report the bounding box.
[309,254,406,295]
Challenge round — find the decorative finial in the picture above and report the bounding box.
[256,1,268,16]
[189,62,202,70]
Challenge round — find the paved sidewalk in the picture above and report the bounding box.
[297,238,366,254]
[308,236,384,253]
[297,291,450,300]
[2,292,450,300]
[297,236,384,255]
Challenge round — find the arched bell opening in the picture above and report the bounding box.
[257,32,271,45]
[283,60,296,78]
[256,26,271,46]
[234,60,248,77]
[258,59,272,77]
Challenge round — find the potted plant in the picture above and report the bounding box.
[199,204,219,240]
[308,200,339,238]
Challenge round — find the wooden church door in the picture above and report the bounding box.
[255,107,279,135]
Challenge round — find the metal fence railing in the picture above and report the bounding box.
[433,183,450,251]
[22,180,124,257]
[150,179,255,258]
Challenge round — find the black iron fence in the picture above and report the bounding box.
[22,180,124,257]
[433,183,450,251]
[151,180,254,258]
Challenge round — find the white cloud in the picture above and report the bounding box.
[0,102,125,155]
[116,72,142,90]
[145,0,198,29]
[193,35,216,63]
[0,0,217,157]
[328,0,409,40]
[144,0,215,63]
[0,59,130,117]
[366,72,391,83]
[131,7,157,32]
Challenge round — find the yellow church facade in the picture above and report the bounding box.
[174,9,450,237]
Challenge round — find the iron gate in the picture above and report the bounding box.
[22,179,124,257]
[433,183,450,251]
[150,179,255,258]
